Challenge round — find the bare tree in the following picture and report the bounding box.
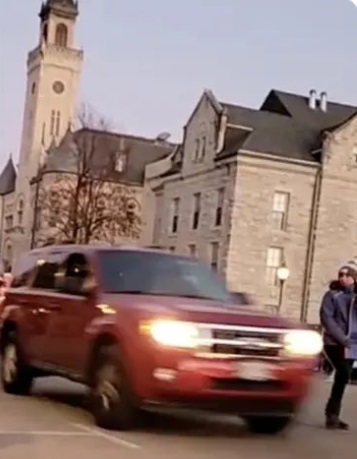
[34,107,141,246]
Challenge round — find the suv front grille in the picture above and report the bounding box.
[197,324,286,360]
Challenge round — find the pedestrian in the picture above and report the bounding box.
[320,261,357,430]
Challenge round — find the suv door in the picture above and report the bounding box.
[27,252,64,364]
[43,251,98,374]
[4,251,45,360]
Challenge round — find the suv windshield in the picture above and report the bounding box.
[97,250,231,302]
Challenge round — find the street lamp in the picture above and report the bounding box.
[277,262,290,314]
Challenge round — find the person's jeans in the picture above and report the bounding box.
[324,345,353,417]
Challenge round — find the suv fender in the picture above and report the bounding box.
[85,330,136,391]
[0,306,28,359]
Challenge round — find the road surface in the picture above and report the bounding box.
[0,376,356,458]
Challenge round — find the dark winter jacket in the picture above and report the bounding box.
[319,281,355,346]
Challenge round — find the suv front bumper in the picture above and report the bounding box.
[143,357,314,416]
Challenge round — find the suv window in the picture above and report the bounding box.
[32,254,62,290]
[96,250,231,303]
[57,252,92,295]
[12,252,43,288]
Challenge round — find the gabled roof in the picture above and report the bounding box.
[43,128,177,185]
[218,102,320,162]
[0,156,16,196]
[216,90,357,163]
[260,90,357,131]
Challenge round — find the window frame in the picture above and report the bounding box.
[265,246,283,286]
[193,139,200,162]
[210,242,219,270]
[170,197,180,234]
[192,192,201,230]
[215,187,224,227]
[272,191,290,231]
[188,244,197,257]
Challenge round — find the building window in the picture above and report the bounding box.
[17,200,24,226]
[115,153,126,172]
[192,193,201,230]
[31,82,36,94]
[55,111,61,136]
[188,244,197,257]
[50,110,56,135]
[55,23,68,47]
[193,139,200,162]
[4,243,12,271]
[272,191,290,230]
[42,23,48,42]
[200,136,206,160]
[210,242,219,270]
[215,188,224,226]
[266,247,283,286]
[169,246,175,253]
[171,198,180,233]
[5,215,13,230]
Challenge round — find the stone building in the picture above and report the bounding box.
[0,0,175,266]
[143,89,357,322]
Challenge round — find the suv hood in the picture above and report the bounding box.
[105,294,297,329]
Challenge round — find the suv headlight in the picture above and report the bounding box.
[141,320,199,348]
[283,329,323,357]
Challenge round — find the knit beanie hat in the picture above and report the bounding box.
[339,260,357,280]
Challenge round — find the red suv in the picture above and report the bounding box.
[0,245,322,433]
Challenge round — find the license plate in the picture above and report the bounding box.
[234,361,277,381]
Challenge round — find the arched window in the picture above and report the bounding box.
[50,110,56,135]
[42,23,48,42]
[55,23,68,47]
[17,200,24,226]
[3,243,12,271]
[115,152,127,172]
[55,111,61,136]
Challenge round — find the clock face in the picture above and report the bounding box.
[53,81,65,94]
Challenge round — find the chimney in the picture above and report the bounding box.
[320,91,327,112]
[308,90,317,109]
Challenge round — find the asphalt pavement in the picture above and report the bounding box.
[0,376,357,459]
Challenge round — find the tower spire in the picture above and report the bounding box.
[39,0,79,20]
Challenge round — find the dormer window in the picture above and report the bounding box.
[199,136,206,161]
[115,153,127,172]
[193,139,200,162]
[17,200,24,226]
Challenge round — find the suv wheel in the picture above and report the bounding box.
[90,345,139,431]
[1,332,34,395]
[244,415,293,434]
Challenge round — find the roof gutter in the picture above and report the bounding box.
[239,149,319,168]
[226,123,253,132]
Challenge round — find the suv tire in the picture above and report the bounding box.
[89,345,139,431]
[1,331,34,395]
[244,415,292,434]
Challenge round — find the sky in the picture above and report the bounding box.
[1,0,357,168]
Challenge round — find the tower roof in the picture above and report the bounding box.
[39,0,79,20]
[0,156,16,196]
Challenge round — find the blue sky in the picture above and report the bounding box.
[1,0,357,167]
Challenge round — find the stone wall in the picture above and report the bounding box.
[226,153,317,319]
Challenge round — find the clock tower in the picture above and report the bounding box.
[17,0,83,183]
